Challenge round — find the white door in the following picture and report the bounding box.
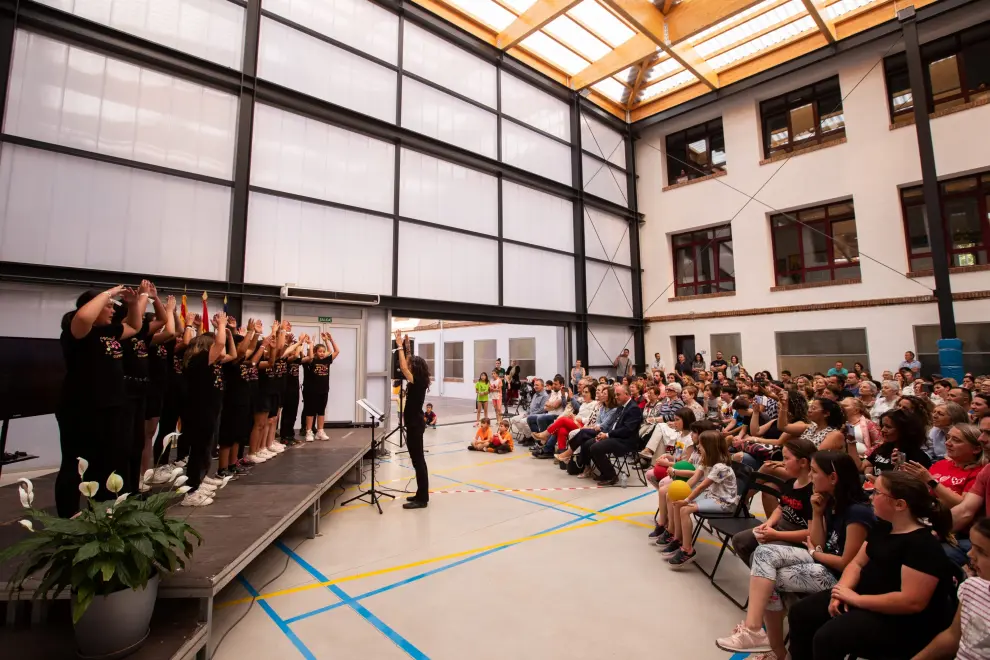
[285,320,361,424]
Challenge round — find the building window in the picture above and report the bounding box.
[915,323,990,378]
[509,337,536,380]
[665,118,726,185]
[473,339,497,377]
[710,333,742,364]
[775,329,869,377]
[672,224,734,297]
[418,342,435,377]
[883,21,990,121]
[900,173,990,272]
[759,76,845,158]
[771,201,860,286]
[443,341,463,380]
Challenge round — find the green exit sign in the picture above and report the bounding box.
[318,316,333,323]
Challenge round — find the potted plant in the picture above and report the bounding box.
[0,458,204,659]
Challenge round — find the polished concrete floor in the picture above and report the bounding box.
[211,423,758,660]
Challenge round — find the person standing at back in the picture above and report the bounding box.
[614,349,633,380]
[570,359,586,393]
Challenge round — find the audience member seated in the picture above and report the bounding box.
[840,397,880,456]
[527,376,567,436]
[530,404,580,459]
[556,384,601,465]
[925,402,970,461]
[872,380,901,423]
[640,405,695,461]
[424,403,437,429]
[509,378,548,445]
[468,417,493,451]
[488,420,513,454]
[717,451,873,657]
[570,386,619,478]
[859,409,932,480]
[647,417,710,538]
[586,384,643,486]
[787,471,956,660]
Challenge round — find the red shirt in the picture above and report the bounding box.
[974,464,990,518]
[930,459,983,495]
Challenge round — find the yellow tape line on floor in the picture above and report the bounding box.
[215,519,606,609]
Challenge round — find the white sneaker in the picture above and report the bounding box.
[258,449,276,459]
[138,482,151,493]
[247,453,268,463]
[265,445,283,455]
[305,430,315,442]
[149,465,177,484]
[174,459,187,468]
[316,430,329,440]
[197,482,218,493]
[202,476,224,487]
[271,442,286,452]
[181,491,214,507]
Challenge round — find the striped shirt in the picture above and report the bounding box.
[958,577,990,660]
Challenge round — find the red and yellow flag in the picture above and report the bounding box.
[201,292,209,333]
[180,292,188,327]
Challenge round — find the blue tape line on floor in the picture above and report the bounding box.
[276,541,430,660]
[283,490,653,626]
[237,574,317,660]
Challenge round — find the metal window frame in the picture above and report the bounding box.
[769,201,860,286]
[443,340,465,380]
[759,75,846,159]
[671,224,735,297]
[664,118,726,186]
[899,172,990,271]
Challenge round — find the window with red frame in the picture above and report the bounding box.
[672,225,734,297]
[900,173,990,272]
[771,201,861,286]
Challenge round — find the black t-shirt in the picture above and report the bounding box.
[148,339,168,393]
[223,360,257,407]
[856,523,955,631]
[271,358,288,393]
[823,501,874,565]
[183,351,224,418]
[287,359,300,381]
[60,314,126,409]
[404,376,428,429]
[779,479,814,528]
[121,320,150,384]
[304,356,333,391]
[710,359,727,372]
[867,442,932,476]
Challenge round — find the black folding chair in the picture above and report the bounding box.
[609,447,647,487]
[690,462,784,609]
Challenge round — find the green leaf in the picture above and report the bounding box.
[73,541,102,565]
[72,584,95,624]
[130,537,154,558]
[99,538,126,554]
[115,510,163,530]
[99,560,115,583]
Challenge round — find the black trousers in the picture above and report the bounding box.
[124,394,147,494]
[280,383,300,438]
[405,421,429,502]
[589,437,631,480]
[55,404,124,517]
[183,409,219,491]
[788,589,941,660]
[154,382,182,465]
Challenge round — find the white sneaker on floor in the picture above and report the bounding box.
[715,623,772,653]
[174,459,187,468]
[149,465,177,484]
[258,449,276,459]
[316,430,329,440]
[181,491,214,507]
[271,442,286,452]
[247,453,267,464]
[305,430,315,442]
[202,475,224,487]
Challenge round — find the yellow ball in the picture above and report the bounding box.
[668,479,692,502]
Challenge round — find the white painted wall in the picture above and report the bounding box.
[405,323,563,400]
[636,5,990,374]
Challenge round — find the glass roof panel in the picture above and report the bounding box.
[498,0,537,13]
[567,0,636,47]
[593,77,628,103]
[694,0,803,58]
[824,0,879,20]
[613,66,636,84]
[639,69,697,102]
[708,15,815,70]
[544,14,612,60]
[519,31,590,74]
[687,0,780,44]
[643,57,681,83]
[443,0,516,30]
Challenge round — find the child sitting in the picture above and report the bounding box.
[424,403,437,429]
[487,420,513,454]
[468,418,493,451]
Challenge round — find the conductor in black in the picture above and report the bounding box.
[394,329,430,510]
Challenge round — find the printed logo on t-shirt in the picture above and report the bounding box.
[99,336,123,359]
[313,363,329,377]
[155,344,167,359]
[240,363,259,382]
[289,362,300,377]
[780,493,809,527]
[173,354,183,374]
[212,363,224,390]
[274,360,287,378]
[132,338,148,359]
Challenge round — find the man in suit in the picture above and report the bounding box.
[589,384,643,486]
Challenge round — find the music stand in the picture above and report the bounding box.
[341,399,394,514]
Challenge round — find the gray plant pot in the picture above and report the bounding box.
[74,573,159,659]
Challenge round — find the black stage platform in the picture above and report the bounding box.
[0,427,372,659]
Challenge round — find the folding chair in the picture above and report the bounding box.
[608,447,646,487]
[690,462,785,609]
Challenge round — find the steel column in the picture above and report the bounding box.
[626,129,645,371]
[570,96,589,366]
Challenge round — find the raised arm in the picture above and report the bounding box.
[394,329,414,382]
[70,285,125,339]
[209,312,227,364]
[326,332,340,360]
[152,295,177,345]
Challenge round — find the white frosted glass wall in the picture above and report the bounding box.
[0,144,230,280]
[586,260,634,317]
[580,113,625,168]
[399,149,496,234]
[35,0,244,69]
[501,120,570,185]
[262,0,398,64]
[401,77,497,157]
[5,31,238,179]
[397,223,498,304]
[499,72,569,142]
[366,307,388,373]
[403,23,495,108]
[583,154,628,207]
[501,181,572,252]
[244,192,392,294]
[251,104,394,213]
[243,300,277,331]
[588,322,636,367]
[584,207,631,266]
[502,244,574,312]
[258,17,396,123]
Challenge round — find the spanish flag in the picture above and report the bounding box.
[201,292,209,333]
[180,292,188,327]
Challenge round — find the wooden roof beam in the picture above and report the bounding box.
[801,0,837,44]
[571,33,658,89]
[666,0,767,44]
[495,0,582,50]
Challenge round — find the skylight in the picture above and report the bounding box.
[687,0,780,44]
[824,0,879,20]
[593,77,628,103]
[638,69,697,102]
[519,31,590,74]
[567,0,636,47]
[497,0,537,13]
[643,57,681,83]
[694,0,804,58]
[708,15,816,70]
[444,0,516,30]
[544,14,612,61]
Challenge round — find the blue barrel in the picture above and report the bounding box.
[937,338,964,382]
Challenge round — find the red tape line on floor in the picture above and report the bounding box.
[430,486,603,495]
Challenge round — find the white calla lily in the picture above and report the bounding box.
[18,520,34,532]
[164,431,180,449]
[18,485,33,508]
[173,475,188,487]
[17,477,33,495]
[219,475,232,489]
[78,481,99,498]
[76,457,89,478]
[114,493,129,506]
[106,472,124,494]
[176,485,192,494]
[143,469,155,484]
[168,467,184,483]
